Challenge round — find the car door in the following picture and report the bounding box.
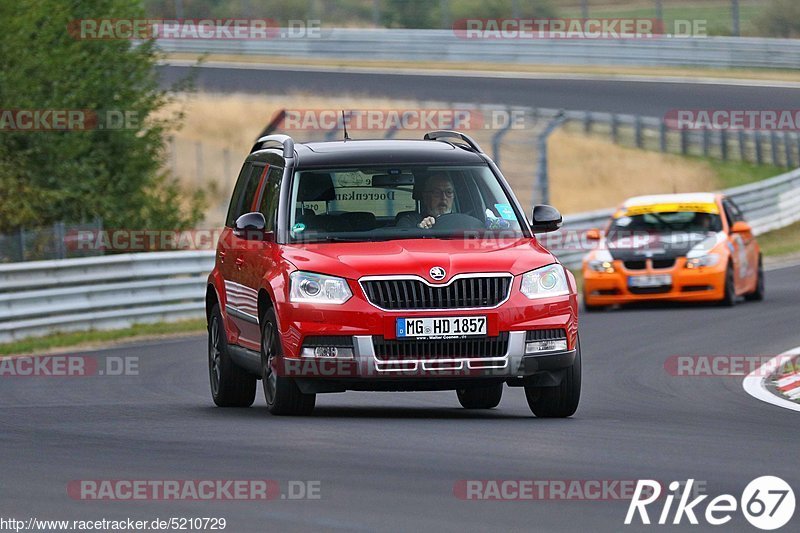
[722,198,752,293]
[223,162,267,348]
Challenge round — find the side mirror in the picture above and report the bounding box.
[234,212,268,240]
[530,204,562,233]
[731,221,751,234]
[585,228,602,241]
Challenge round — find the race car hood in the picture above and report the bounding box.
[605,231,720,262]
[281,237,556,281]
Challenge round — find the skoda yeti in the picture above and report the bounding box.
[206,131,581,416]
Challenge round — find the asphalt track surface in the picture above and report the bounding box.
[1,264,798,532]
[157,64,800,116]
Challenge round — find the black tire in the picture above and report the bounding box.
[260,308,316,416]
[744,255,765,301]
[719,263,736,307]
[456,383,503,409]
[208,304,256,407]
[582,289,604,312]
[524,337,581,418]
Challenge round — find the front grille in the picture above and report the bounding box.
[526,329,567,341]
[373,333,509,361]
[624,260,647,270]
[652,259,676,269]
[361,276,512,310]
[629,286,672,294]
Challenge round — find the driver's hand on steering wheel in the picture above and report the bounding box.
[418,216,436,229]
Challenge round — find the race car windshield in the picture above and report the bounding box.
[288,165,526,243]
[609,211,722,234]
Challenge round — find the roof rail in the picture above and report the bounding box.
[423,130,484,154]
[250,134,295,158]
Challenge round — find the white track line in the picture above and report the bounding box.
[742,346,800,412]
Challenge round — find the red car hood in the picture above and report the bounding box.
[281,238,556,281]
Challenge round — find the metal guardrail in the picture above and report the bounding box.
[0,168,798,343]
[157,29,800,69]
[0,251,214,343]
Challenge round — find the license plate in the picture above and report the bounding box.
[628,274,672,288]
[397,316,487,339]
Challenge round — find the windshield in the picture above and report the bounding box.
[609,211,722,234]
[288,165,526,243]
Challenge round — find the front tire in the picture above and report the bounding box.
[208,304,256,407]
[456,383,503,409]
[719,263,736,307]
[744,255,765,301]
[524,337,581,418]
[260,308,316,416]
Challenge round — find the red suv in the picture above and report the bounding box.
[206,131,580,416]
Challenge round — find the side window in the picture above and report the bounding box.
[226,163,265,227]
[258,167,283,232]
[727,199,743,222]
[721,199,739,228]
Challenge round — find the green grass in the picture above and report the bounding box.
[0,319,207,357]
[703,158,788,189]
[757,219,800,257]
[557,1,762,37]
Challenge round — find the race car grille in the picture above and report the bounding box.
[623,260,647,270]
[651,259,676,269]
[372,333,509,361]
[361,276,512,310]
[629,286,672,294]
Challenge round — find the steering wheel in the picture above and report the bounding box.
[432,213,484,231]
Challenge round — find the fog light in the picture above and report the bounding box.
[525,339,568,354]
[301,346,354,359]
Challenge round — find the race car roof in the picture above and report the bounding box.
[622,193,718,208]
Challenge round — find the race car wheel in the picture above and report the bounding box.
[456,383,503,409]
[744,255,765,301]
[208,304,257,407]
[720,263,736,307]
[261,308,316,416]
[525,337,581,418]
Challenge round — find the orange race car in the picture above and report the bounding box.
[581,193,764,311]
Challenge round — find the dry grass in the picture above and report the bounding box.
[160,92,723,223]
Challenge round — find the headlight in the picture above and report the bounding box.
[520,264,570,299]
[290,271,352,304]
[586,250,614,273]
[685,254,720,269]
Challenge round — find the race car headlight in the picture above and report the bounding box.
[685,254,720,269]
[290,271,352,304]
[587,250,614,273]
[520,264,570,299]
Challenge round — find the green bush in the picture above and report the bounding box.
[0,0,204,233]
[754,0,800,38]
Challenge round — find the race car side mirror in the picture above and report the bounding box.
[530,204,562,233]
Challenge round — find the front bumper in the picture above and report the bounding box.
[583,259,726,305]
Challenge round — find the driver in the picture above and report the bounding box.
[397,175,454,229]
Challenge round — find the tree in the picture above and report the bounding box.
[0,0,204,233]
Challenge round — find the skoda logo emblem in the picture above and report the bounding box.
[429,266,446,281]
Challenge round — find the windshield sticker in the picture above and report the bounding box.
[292,223,306,233]
[624,202,719,216]
[614,216,632,227]
[494,203,516,220]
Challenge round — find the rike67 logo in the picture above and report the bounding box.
[625,477,795,530]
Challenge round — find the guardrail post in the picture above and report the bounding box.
[634,115,643,149]
[680,129,688,155]
[755,132,763,165]
[770,131,780,166]
[611,114,619,144]
[659,120,667,152]
[720,129,728,161]
[535,111,566,206]
[583,112,592,134]
[738,130,746,161]
[702,129,710,157]
[54,221,66,260]
[18,228,25,262]
[783,133,794,169]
